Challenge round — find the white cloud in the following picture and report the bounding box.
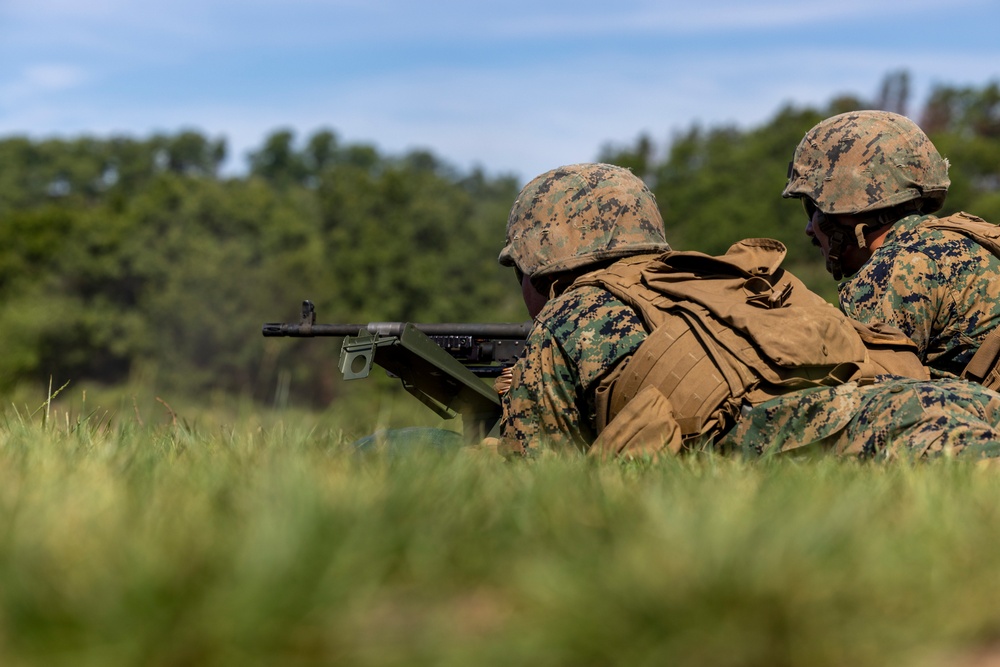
[0,64,89,102]
[23,64,88,89]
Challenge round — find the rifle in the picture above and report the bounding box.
[262,300,530,440]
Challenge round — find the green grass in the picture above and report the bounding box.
[2,395,1000,666]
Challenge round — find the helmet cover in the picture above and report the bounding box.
[498,162,669,278]
[782,110,950,215]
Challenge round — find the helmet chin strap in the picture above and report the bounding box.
[853,223,870,249]
[817,214,870,281]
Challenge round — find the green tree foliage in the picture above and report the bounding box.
[921,81,1000,223]
[2,74,999,407]
[0,128,523,406]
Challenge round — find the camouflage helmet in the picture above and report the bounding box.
[498,163,670,279]
[782,110,950,215]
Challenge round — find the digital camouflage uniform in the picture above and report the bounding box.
[498,273,1000,462]
[720,377,1000,461]
[498,285,647,453]
[499,162,1000,461]
[839,212,1000,378]
[783,110,1000,381]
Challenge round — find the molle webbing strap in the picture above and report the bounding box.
[817,214,849,281]
[607,309,738,439]
[575,256,758,441]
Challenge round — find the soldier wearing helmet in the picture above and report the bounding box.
[783,110,1000,387]
[496,162,1000,462]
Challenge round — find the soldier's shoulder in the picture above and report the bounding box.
[875,215,991,265]
[536,284,635,331]
[533,284,647,363]
[891,214,958,245]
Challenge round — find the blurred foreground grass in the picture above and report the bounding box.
[2,391,1000,666]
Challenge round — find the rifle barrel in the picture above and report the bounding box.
[262,321,532,338]
[262,323,367,337]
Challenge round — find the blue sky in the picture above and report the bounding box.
[2,0,999,183]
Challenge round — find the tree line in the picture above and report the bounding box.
[2,71,999,408]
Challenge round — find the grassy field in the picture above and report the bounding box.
[3,390,1000,666]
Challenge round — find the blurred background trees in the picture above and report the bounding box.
[2,72,999,410]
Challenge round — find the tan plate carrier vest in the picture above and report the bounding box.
[921,212,1000,391]
[571,238,927,449]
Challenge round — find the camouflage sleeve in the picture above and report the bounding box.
[498,286,647,457]
[839,248,949,367]
[497,325,588,456]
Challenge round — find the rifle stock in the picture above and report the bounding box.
[262,300,530,439]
